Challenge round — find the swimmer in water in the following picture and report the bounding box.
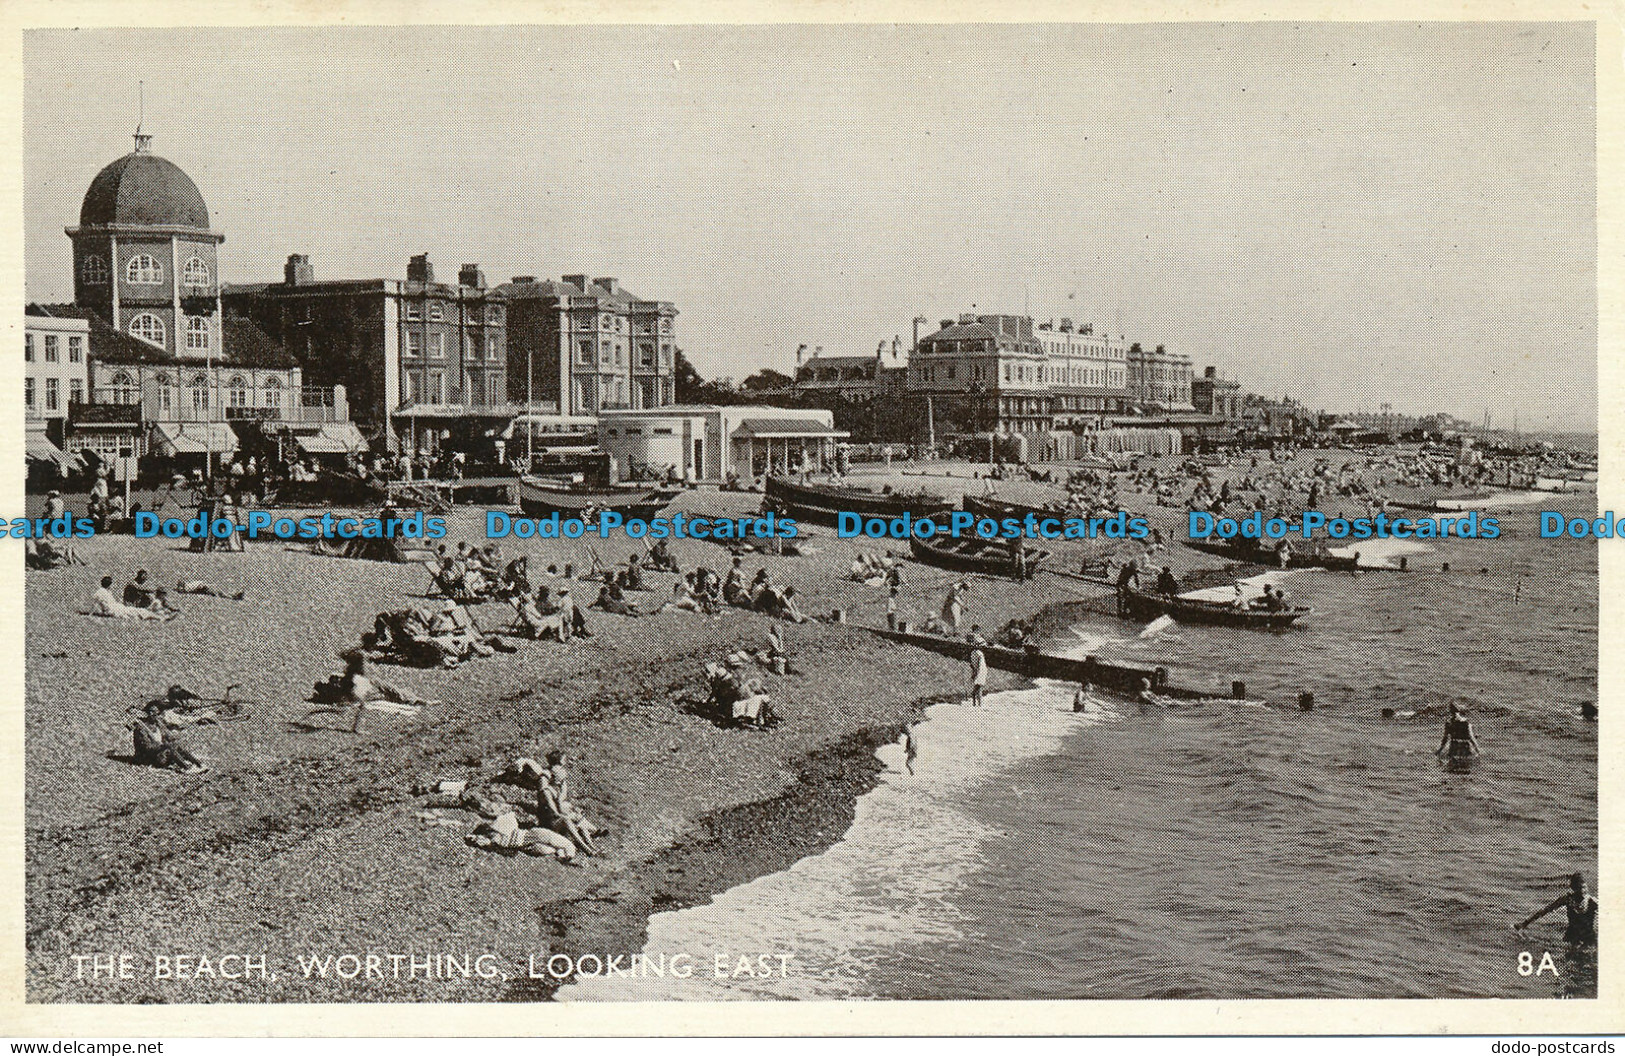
[1515,873,1598,947]
[1435,702,1480,759]
[1073,683,1091,713]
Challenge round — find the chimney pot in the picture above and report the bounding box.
[407,254,434,283]
[459,264,486,289]
[284,254,314,286]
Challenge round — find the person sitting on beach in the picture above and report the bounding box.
[124,570,179,614]
[966,624,990,647]
[429,601,496,658]
[554,588,591,639]
[129,701,209,773]
[616,553,646,592]
[755,582,807,623]
[658,579,708,616]
[646,538,678,572]
[591,583,642,617]
[175,579,248,601]
[705,662,771,729]
[941,582,967,634]
[535,757,600,855]
[499,556,533,600]
[93,575,167,620]
[722,559,750,606]
[511,593,565,640]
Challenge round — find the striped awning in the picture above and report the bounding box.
[26,432,75,472]
[152,421,239,456]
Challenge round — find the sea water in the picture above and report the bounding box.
[562,502,1597,1000]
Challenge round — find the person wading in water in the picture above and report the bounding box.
[1516,873,1598,947]
[1435,702,1481,760]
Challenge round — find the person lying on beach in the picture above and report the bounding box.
[174,579,248,601]
[92,575,170,620]
[26,537,84,569]
[428,601,497,658]
[467,811,578,861]
[129,701,208,773]
[334,650,438,733]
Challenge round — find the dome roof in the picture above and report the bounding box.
[79,150,211,231]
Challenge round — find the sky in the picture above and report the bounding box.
[23,23,1597,431]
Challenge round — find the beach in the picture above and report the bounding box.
[24,451,1596,1001]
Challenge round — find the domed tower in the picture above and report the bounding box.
[65,129,224,360]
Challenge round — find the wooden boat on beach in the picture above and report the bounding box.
[1182,538,1359,572]
[1116,585,1310,629]
[517,478,680,520]
[909,535,1049,579]
[864,626,1245,702]
[961,492,1076,524]
[764,476,953,526]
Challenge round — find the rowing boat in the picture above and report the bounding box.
[1115,585,1310,629]
[961,492,1076,524]
[864,626,1238,701]
[1182,538,1359,572]
[908,535,1049,579]
[764,476,954,526]
[517,478,680,520]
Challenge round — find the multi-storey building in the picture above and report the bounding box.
[1126,342,1195,410]
[792,340,908,398]
[64,130,225,361]
[908,313,1132,434]
[24,312,90,446]
[493,274,677,418]
[225,254,507,453]
[1192,366,1245,420]
[38,132,338,476]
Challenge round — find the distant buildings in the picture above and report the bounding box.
[792,341,907,399]
[596,405,846,483]
[908,313,1137,434]
[1126,342,1194,411]
[224,254,507,455]
[1192,366,1244,420]
[493,275,678,418]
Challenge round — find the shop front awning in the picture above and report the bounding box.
[296,434,352,455]
[152,421,239,456]
[26,432,76,472]
[732,418,850,440]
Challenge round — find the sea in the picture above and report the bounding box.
[562,496,1598,1000]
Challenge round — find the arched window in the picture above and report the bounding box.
[128,313,166,347]
[81,255,108,285]
[155,372,174,415]
[190,373,210,414]
[263,375,283,411]
[183,257,210,288]
[126,255,163,284]
[186,316,211,351]
[228,375,248,408]
[109,371,137,406]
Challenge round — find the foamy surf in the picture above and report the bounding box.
[558,682,1114,1000]
[1328,537,1433,567]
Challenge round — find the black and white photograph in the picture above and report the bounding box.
[13,15,1604,1018]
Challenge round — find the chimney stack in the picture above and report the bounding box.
[796,343,807,366]
[284,254,314,286]
[940,319,953,331]
[562,274,590,291]
[1205,366,1217,379]
[511,276,536,284]
[592,277,619,294]
[407,254,434,283]
[459,264,486,289]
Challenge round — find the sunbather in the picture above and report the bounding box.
[129,701,208,773]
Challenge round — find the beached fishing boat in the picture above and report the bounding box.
[864,626,1246,702]
[764,476,953,526]
[962,492,1075,524]
[517,478,680,520]
[1115,585,1310,629]
[909,535,1049,579]
[1182,538,1360,572]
